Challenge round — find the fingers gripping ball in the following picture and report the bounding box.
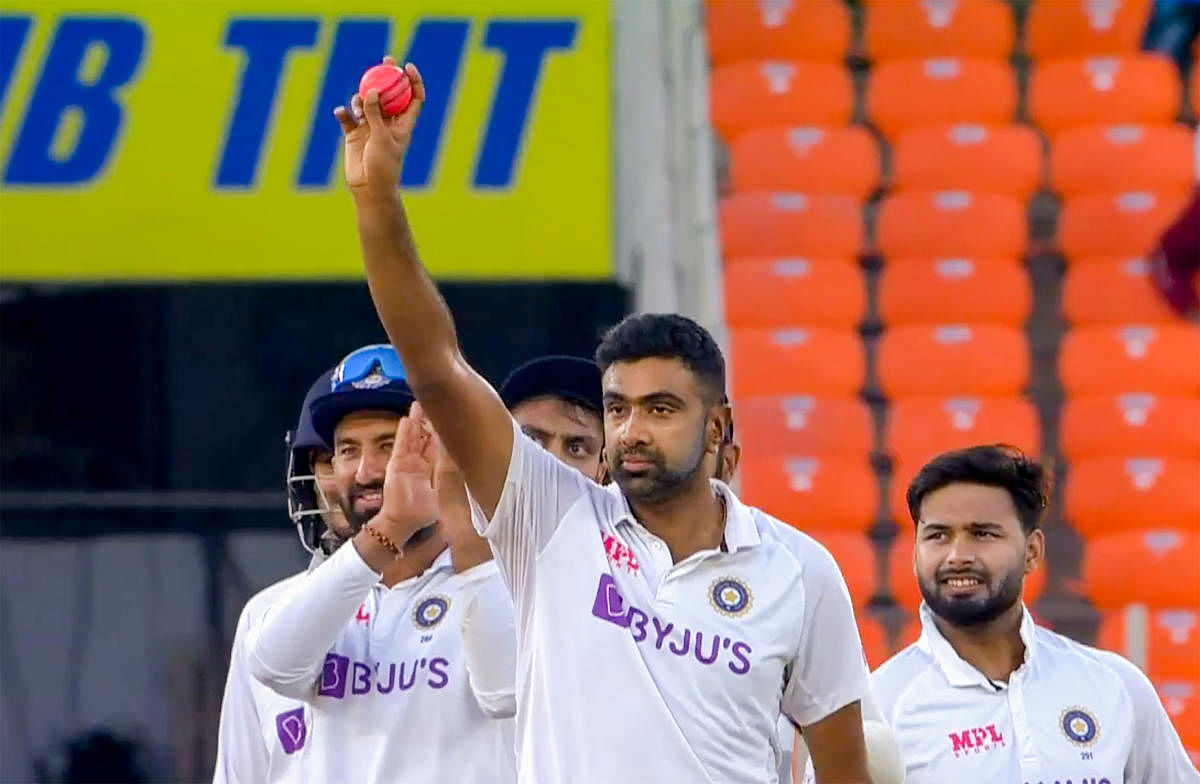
[358,64,413,117]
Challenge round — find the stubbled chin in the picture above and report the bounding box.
[354,503,382,519]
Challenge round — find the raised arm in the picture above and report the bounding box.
[334,60,513,516]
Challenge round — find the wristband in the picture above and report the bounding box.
[363,522,403,558]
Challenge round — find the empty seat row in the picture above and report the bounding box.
[727,123,1195,199]
[730,324,1200,398]
[707,0,1153,66]
[711,54,1183,142]
[719,190,1190,260]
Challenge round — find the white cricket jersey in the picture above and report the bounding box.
[475,423,871,784]
[872,603,1200,784]
[214,566,318,784]
[247,544,517,784]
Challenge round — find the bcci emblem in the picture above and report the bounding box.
[1060,707,1100,747]
[413,595,450,630]
[352,368,389,390]
[709,577,753,617]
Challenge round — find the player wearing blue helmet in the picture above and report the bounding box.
[286,368,350,555]
[214,367,342,784]
[248,345,517,784]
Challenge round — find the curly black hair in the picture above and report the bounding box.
[594,313,726,404]
[906,444,1050,533]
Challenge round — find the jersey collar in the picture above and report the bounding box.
[917,601,1038,688]
[608,478,761,553]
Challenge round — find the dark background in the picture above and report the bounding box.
[0,281,629,536]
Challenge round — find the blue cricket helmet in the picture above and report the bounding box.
[309,344,416,447]
[286,367,337,553]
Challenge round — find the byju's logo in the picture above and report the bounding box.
[590,574,753,675]
[316,652,450,699]
[275,707,306,754]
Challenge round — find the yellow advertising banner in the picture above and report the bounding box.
[0,0,611,279]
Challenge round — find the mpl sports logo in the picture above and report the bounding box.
[948,724,1005,758]
[590,574,753,675]
[602,533,639,575]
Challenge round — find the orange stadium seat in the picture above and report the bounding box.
[1083,530,1200,608]
[879,257,1031,327]
[710,61,853,142]
[875,191,1027,259]
[891,124,1043,199]
[730,327,865,398]
[1029,54,1180,138]
[864,0,1014,63]
[1157,680,1200,747]
[1061,394,1200,461]
[867,58,1017,140]
[1099,609,1200,681]
[804,529,879,608]
[739,455,878,531]
[885,397,1040,468]
[1058,191,1190,260]
[859,615,891,668]
[729,126,881,199]
[1025,0,1152,60]
[877,324,1029,398]
[887,531,1048,612]
[1062,257,1185,326]
[1065,456,1200,536]
[723,258,864,330]
[719,192,863,258]
[1059,325,1200,396]
[1050,124,1196,199]
[733,395,874,459]
[706,0,851,66]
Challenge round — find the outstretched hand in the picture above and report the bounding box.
[333,58,425,197]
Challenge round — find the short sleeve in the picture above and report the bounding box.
[473,419,589,602]
[1098,651,1200,783]
[782,543,872,727]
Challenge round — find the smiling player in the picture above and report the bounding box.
[333,60,875,783]
[872,445,1198,783]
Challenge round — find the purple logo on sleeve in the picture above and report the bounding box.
[591,574,631,627]
[317,653,349,698]
[275,707,307,754]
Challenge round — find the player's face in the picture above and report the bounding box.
[602,358,725,504]
[331,410,400,533]
[914,483,1044,627]
[512,396,604,481]
[310,448,350,540]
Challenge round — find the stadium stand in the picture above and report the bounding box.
[707,0,1199,750]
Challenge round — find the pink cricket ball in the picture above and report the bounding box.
[358,64,413,117]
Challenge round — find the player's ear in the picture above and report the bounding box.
[1024,528,1045,574]
[708,399,732,454]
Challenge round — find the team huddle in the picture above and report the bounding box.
[212,61,1199,784]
